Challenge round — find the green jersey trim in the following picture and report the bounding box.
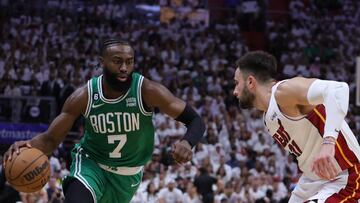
[74,147,97,203]
[137,76,152,116]
[97,75,130,103]
[84,80,93,118]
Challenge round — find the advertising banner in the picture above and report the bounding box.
[0,123,48,144]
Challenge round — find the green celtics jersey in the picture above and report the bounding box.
[80,72,154,167]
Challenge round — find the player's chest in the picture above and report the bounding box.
[264,114,313,156]
[88,111,141,134]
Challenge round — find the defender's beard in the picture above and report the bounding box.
[239,87,255,109]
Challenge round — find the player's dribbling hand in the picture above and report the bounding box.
[172,140,193,165]
[3,140,32,166]
[311,142,340,180]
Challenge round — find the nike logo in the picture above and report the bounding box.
[92,103,105,108]
[131,181,140,187]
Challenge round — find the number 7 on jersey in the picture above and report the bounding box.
[108,134,127,158]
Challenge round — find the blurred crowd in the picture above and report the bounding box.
[1,0,360,203]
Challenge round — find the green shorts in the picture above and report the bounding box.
[63,145,143,203]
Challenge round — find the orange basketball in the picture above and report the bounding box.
[5,147,50,193]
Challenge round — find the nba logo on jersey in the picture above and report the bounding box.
[126,97,136,107]
[271,112,277,120]
[93,93,99,101]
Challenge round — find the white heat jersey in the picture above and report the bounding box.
[264,81,360,180]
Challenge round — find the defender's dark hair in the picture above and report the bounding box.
[236,51,277,82]
[100,38,132,56]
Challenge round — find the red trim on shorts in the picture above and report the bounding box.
[325,164,360,203]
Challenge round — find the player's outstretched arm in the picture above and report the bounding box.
[276,77,349,179]
[4,85,88,162]
[142,78,205,164]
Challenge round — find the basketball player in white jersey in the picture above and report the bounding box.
[233,51,360,202]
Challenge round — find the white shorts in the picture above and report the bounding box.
[289,164,360,203]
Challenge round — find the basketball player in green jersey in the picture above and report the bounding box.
[3,38,206,203]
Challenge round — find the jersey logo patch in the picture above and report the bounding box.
[271,112,277,120]
[126,97,137,107]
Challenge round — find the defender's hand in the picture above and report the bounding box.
[3,140,32,166]
[172,140,192,164]
[311,141,340,180]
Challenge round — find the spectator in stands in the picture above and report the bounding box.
[57,76,75,112]
[4,79,22,122]
[20,188,48,203]
[194,167,217,203]
[215,182,238,203]
[144,182,158,203]
[46,177,64,203]
[40,71,61,98]
[226,151,240,168]
[49,154,61,176]
[58,160,69,179]
[183,182,201,203]
[158,178,183,203]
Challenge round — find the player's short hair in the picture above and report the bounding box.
[236,51,277,82]
[100,38,132,56]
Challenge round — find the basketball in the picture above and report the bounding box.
[5,147,50,193]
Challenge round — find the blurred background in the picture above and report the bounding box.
[0,0,360,202]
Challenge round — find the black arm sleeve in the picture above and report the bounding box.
[175,103,205,148]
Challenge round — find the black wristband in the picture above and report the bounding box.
[175,104,205,148]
